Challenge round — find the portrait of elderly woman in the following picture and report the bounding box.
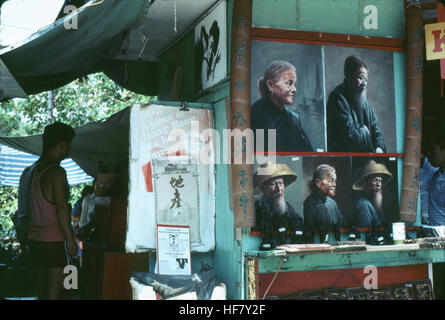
[303,164,348,242]
[250,41,326,152]
[251,60,314,153]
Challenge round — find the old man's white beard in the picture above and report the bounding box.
[353,90,367,110]
[372,190,383,212]
[272,192,287,215]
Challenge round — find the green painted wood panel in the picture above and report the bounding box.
[253,0,405,38]
[155,0,243,299]
[213,97,236,298]
[182,31,196,101]
[394,51,407,155]
[253,248,445,274]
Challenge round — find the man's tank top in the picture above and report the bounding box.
[27,165,66,241]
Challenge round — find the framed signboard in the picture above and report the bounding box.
[126,104,215,253]
[153,160,201,244]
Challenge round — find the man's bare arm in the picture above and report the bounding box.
[52,166,78,256]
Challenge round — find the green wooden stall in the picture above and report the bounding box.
[151,0,445,299]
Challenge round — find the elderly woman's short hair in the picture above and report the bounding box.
[258,60,296,98]
[311,164,335,191]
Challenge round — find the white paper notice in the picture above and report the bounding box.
[157,225,192,275]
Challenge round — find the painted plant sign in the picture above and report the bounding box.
[194,1,227,92]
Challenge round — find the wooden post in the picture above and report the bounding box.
[229,0,255,228]
[399,4,423,223]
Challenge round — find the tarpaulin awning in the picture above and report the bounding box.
[0,143,93,186]
[0,106,130,178]
[0,0,152,97]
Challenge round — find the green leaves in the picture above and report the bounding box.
[0,186,17,242]
[0,72,156,242]
[0,72,155,136]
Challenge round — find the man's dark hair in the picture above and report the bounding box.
[424,121,445,150]
[42,122,75,155]
[344,55,368,79]
[81,185,94,197]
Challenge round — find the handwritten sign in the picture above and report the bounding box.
[425,22,445,60]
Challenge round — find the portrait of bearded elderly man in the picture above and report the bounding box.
[251,60,314,153]
[352,160,392,230]
[303,164,348,242]
[252,161,304,236]
[327,55,386,153]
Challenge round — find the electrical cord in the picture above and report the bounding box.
[262,256,284,300]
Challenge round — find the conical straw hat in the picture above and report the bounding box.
[254,161,297,188]
[352,160,392,191]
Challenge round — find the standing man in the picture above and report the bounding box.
[422,122,445,299]
[327,55,386,153]
[251,60,314,153]
[18,122,77,300]
[253,161,304,246]
[352,160,392,229]
[421,123,445,226]
[303,164,348,242]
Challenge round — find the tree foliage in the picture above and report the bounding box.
[0,72,155,244]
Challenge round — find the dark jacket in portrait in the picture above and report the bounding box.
[253,195,304,233]
[303,192,348,234]
[251,96,314,153]
[326,83,386,153]
[352,191,387,230]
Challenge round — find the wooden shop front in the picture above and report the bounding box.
[247,244,445,300]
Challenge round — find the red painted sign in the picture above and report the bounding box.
[439,3,445,79]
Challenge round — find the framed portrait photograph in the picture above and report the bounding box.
[252,156,350,244]
[194,0,227,93]
[249,37,398,155]
[351,156,399,227]
[250,41,325,153]
[301,156,353,225]
[324,46,397,154]
[252,154,398,244]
